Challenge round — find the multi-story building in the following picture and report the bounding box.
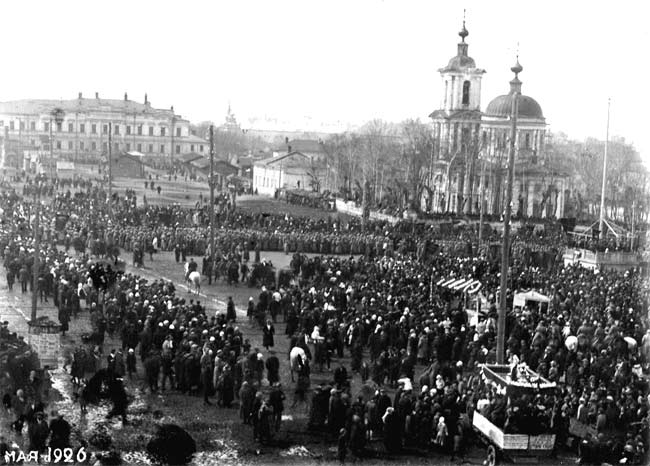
[0,93,208,164]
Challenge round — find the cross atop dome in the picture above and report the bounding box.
[459,9,468,43]
[510,53,523,94]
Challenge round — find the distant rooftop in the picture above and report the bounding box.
[0,93,187,121]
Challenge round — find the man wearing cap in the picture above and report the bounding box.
[48,410,71,451]
[28,411,49,456]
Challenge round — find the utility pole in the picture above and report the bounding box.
[497,59,521,365]
[478,155,487,244]
[209,125,215,281]
[445,150,460,213]
[598,98,611,239]
[108,122,113,218]
[631,199,636,250]
[49,117,54,180]
[31,182,40,321]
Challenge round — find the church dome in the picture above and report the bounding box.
[485,94,544,119]
[445,54,476,71]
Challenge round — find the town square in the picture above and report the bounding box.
[0,1,648,465]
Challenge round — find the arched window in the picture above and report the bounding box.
[462,81,471,105]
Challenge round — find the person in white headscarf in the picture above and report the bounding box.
[435,416,448,447]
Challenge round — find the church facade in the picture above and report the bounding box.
[428,22,570,219]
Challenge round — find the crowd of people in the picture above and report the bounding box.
[0,172,648,465]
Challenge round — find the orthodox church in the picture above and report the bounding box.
[428,21,570,219]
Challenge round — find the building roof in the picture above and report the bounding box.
[112,152,148,165]
[213,160,239,174]
[441,54,477,72]
[255,151,312,168]
[0,97,188,121]
[429,109,483,120]
[184,134,208,144]
[283,139,325,154]
[485,94,545,120]
[185,157,238,174]
[179,152,203,163]
[190,158,210,169]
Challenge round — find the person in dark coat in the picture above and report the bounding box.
[28,412,49,455]
[239,381,255,424]
[257,400,273,443]
[220,365,235,408]
[48,411,71,451]
[268,383,285,432]
[126,348,137,379]
[382,407,401,452]
[265,351,280,385]
[144,351,161,393]
[262,320,275,350]
[349,414,366,459]
[226,297,237,322]
[58,306,70,336]
[251,392,264,440]
[246,298,255,321]
[19,265,29,293]
[338,427,348,463]
[106,377,129,425]
[6,269,14,291]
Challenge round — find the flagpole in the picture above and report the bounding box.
[598,98,611,239]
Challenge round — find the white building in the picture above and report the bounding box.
[428,21,570,218]
[0,93,207,164]
[253,150,326,196]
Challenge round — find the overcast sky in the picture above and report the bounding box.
[1,0,647,161]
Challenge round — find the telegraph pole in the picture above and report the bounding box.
[209,125,215,279]
[31,182,41,321]
[598,98,611,239]
[497,59,521,365]
[478,156,487,244]
[108,122,113,218]
[49,117,54,180]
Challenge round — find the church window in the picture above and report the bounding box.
[444,81,449,107]
[462,81,470,105]
[482,131,487,147]
[525,133,530,149]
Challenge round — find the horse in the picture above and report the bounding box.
[187,271,201,294]
[289,346,308,382]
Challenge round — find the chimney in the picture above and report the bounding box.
[171,105,174,113]
[144,93,148,105]
[287,145,292,153]
[285,137,289,144]
[78,92,83,99]
[124,92,128,101]
[95,92,99,99]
